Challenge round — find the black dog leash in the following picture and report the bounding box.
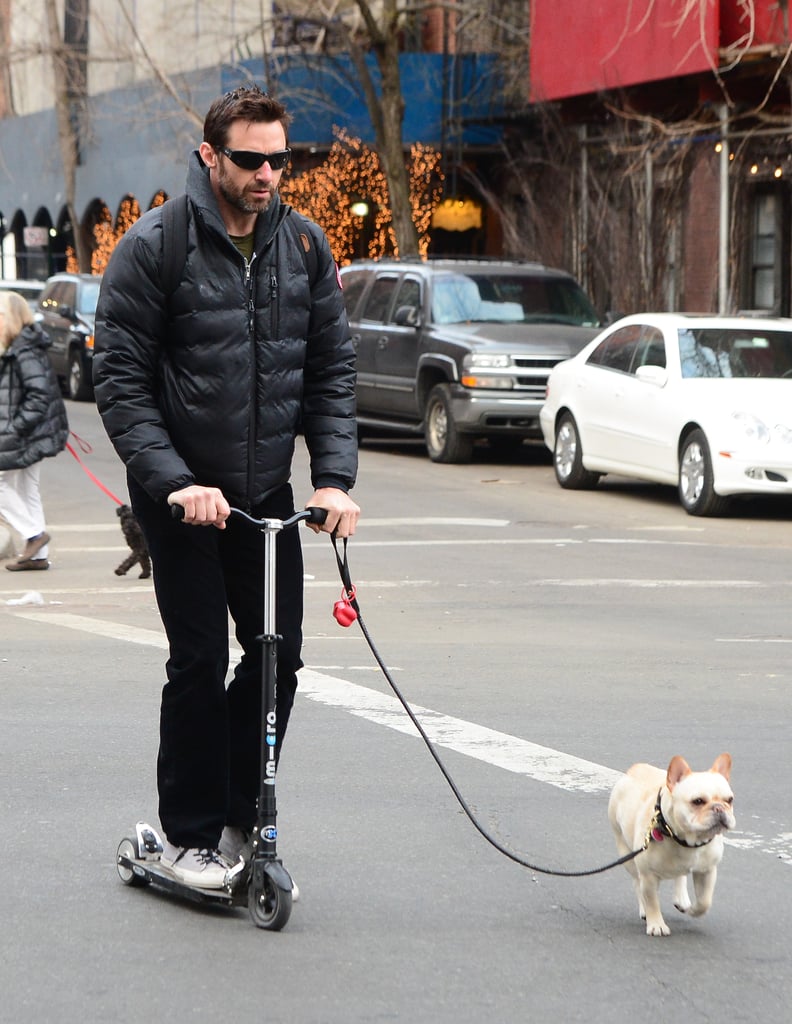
[328,535,644,878]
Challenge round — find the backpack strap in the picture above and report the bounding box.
[160,198,317,297]
[284,212,319,286]
[160,193,189,298]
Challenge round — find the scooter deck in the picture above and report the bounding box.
[117,852,245,907]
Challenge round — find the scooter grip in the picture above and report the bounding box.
[170,503,185,520]
[305,506,328,525]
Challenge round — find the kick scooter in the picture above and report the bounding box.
[115,505,327,931]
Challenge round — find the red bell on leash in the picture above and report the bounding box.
[333,586,357,627]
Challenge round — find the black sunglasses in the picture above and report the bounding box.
[218,146,291,171]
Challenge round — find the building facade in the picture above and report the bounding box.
[0,1,516,277]
[528,0,792,316]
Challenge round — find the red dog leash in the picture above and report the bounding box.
[65,432,124,506]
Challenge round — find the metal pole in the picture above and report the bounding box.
[578,124,588,292]
[719,104,730,314]
[645,146,653,304]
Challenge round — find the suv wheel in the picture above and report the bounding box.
[424,383,474,463]
[68,350,93,402]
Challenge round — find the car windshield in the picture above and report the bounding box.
[431,273,600,327]
[78,280,101,316]
[678,327,792,379]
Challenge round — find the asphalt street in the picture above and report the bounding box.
[2,401,791,1023]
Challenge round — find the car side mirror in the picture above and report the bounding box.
[393,304,420,327]
[635,364,668,387]
[58,304,76,321]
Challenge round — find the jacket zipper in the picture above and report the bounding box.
[245,253,257,511]
[270,272,278,341]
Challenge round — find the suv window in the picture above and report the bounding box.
[340,270,369,319]
[430,271,599,326]
[392,277,422,321]
[40,279,75,312]
[360,275,400,323]
[77,279,101,316]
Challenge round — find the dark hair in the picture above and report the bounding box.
[203,85,292,148]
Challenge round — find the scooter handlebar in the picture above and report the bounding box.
[169,503,328,528]
[301,506,329,527]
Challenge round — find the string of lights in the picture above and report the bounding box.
[64,135,445,271]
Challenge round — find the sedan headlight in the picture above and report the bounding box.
[731,412,770,444]
[772,423,792,445]
[729,412,792,445]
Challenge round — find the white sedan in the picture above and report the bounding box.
[539,313,792,515]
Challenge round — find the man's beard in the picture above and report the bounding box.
[217,165,276,214]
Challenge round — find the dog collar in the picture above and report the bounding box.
[648,789,714,849]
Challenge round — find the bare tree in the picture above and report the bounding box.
[0,0,12,119]
[227,1,529,256]
[45,0,90,270]
[347,0,418,255]
[2,1,531,265]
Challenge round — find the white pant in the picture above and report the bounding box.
[0,463,50,558]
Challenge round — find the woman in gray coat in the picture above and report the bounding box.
[0,289,69,571]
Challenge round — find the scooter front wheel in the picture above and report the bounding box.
[248,875,292,930]
[116,837,149,887]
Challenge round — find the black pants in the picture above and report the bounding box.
[129,476,304,848]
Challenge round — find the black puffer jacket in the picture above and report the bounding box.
[0,323,69,471]
[93,151,357,507]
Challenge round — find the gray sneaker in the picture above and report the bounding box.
[218,827,300,901]
[218,826,252,866]
[160,842,228,889]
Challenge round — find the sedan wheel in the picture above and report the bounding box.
[678,429,730,516]
[553,413,600,489]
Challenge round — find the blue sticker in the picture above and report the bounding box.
[263,827,277,842]
[266,735,276,746]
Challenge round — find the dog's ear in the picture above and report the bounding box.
[666,755,691,791]
[710,752,732,781]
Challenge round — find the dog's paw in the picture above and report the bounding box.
[138,570,151,579]
[674,898,692,914]
[687,903,709,918]
[646,920,671,937]
[114,567,125,576]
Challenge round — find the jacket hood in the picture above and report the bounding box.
[7,321,51,354]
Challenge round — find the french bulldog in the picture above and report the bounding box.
[607,753,735,936]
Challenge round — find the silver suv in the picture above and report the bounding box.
[340,258,602,462]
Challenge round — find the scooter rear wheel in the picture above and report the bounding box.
[248,876,292,930]
[116,837,149,887]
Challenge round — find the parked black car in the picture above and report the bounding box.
[37,273,102,401]
[339,258,602,462]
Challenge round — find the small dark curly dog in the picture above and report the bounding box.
[115,504,151,579]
